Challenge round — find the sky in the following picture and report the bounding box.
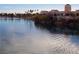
[0,4,79,13]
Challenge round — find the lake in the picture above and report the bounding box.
[0,17,79,54]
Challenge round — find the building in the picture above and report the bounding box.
[75,10,79,16]
[48,10,59,15]
[64,4,71,13]
[49,10,59,13]
[40,11,48,14]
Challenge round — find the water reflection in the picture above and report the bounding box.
[0,17,79,53]
[69,35,79,45]
[34,22,79,35]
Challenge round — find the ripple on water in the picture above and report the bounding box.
[0,18,79,53]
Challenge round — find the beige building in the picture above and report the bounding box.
[64,4,71,13]
[48,10,59,15]
[40,11,48,14]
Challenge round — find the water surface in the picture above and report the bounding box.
[0,17,79,54]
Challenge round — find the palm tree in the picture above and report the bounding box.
[29,9,34,14]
